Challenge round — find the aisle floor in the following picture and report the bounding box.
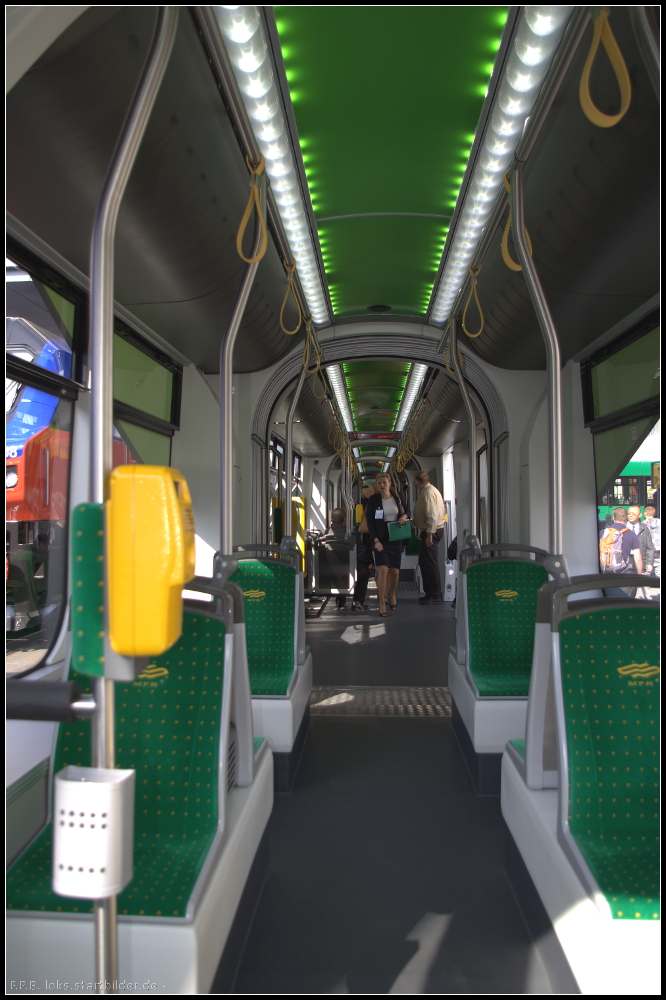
[232,585,554,994]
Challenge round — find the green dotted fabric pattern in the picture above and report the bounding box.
[509,739,525,758]
[230,560,296,696]
[560,607,660,920]
[467,560,548,696]
[70,504,105,678]
[7,612,226,919]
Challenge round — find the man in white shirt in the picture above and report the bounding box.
[413,471,446,605]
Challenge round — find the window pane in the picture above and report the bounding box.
[113,334,173,421]
[595,419,659,602]
[6,258,74,379]
[116,420,171,466]
[112,425,141,469]
[590,326,659,420]
[6,385,73,675]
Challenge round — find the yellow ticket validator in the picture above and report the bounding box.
[108,466,196,656]
[355,504,364,524]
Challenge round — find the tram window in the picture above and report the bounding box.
[6,258,75,381]
[293,454,303,480]
[115,420,171,466]
[594,420,660,599]
[6,385,73,676]
[584,322,659,423]
[113,332,175,423]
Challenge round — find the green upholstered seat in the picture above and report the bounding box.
[467,560,548,696]
[7,611,226,919]
[230,560,296,696]
[509,739,525,758]
[559,607,660,920]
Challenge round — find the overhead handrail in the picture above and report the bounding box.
[629,6,660,100]
[461,263,484,338]
[220,168,268,553]
[579,8,632,128]
[87,6,179,992]
[444,342,464,376]
[236,154,268,263]
[279,260,303,335]
[450,316,478,547]
[509,164,563,555]
[501,173,533,272]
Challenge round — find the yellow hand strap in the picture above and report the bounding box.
[280,261,303,335]
[462,263,484,337]
[501,173,533,272]
[579,9,632,128]
[236,155,268,264]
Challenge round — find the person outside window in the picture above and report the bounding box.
[599,506,643,597]
[627,505,655,576]
[365,474,410,617]
[641,504,660,600]
[413,471,446,606]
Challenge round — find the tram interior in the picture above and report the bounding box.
[6,6,660,996]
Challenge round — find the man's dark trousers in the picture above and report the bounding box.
[419,528,443,599]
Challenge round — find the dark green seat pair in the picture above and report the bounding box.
[466,559,548,696]
[7,611,227,919]
[229,559,297,697]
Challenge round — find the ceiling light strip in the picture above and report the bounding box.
[213,6,330,325]
[394,364,428,433]
[429,6,574,325]
[326,365,354,433]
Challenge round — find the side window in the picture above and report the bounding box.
[582,315,660,599]
[6,256,79,676]
[112,326,181,466]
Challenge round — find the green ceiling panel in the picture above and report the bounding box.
[342,359,411,434]
[275,6,508,318]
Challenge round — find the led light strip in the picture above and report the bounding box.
[430,6,573,324]
[394,364,428,432]
[213,6,329,325]
[326,365,354,433]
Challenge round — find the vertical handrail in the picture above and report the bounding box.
[284,364,307,537]
[87,8,178,994]
[219,170,267,554]
[510,165,563,555]
[450,316,477,542]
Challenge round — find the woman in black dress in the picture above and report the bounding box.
[365,474,410,616]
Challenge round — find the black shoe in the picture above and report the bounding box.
[420,597,442,606]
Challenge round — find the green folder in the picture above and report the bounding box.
[388,520,412,542]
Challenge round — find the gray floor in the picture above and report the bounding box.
[232,584,553,994]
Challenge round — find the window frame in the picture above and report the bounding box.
[580,309,660,432]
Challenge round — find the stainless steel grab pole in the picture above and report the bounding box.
[284,364,308,537]
[87,8,179,993]
[219,170,267,554]
[510,165,563,555]
[450,317,477,540]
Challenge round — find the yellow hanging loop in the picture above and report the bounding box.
[462,263,484,338]
[501,173,533,272]
[444,342,464,376]
[579,8,632,128]
[280,261,303,335]
[236,155,268,264]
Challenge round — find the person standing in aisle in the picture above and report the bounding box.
[413,471,447,606]
[366,474,410,617]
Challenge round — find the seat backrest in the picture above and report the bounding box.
[229,558,297,696]
[7,608,232,918]
[554,600,659,919]
[315,537,355,595]
[465,558,548,696]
